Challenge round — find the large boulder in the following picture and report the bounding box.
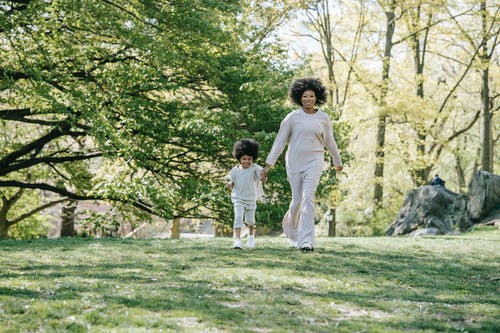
[467,170,500,222]
[386,170,500,236]
[385,186,469,236]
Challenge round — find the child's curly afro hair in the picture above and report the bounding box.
[232,138,259,161]
[289,77,328,106]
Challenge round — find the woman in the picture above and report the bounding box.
[262,77,343,252]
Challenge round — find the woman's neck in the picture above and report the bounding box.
[303,106,317,114]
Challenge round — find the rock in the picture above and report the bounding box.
[386,170,500,236]
[385,186,468,236]
[410,228,441,236]
[467,170,500,221]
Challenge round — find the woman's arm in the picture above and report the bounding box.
[323,114,343,170]
[265,114,292,168]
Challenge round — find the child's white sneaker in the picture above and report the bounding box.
[247,235,255,249]
[289,239,298,248]
[233,239,242,249]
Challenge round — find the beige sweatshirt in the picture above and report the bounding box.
[265,108,343,173]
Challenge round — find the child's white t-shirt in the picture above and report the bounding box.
[225,163,264,208]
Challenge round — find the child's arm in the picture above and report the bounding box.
[255,164,266,183]
[255,165,266,202]
[224,168,235,190]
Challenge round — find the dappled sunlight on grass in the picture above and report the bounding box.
[1,228,499,332]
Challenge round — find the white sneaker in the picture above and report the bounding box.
[289,239,298,248]
[233,239,242,249]
[247,235,255,249]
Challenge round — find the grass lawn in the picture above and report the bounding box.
[0,227,499,333]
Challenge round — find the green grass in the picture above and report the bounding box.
[1,227,499,332]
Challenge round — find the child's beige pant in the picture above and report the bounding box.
[287,166,323,247]
[233,202,256,229]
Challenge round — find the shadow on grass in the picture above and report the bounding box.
[0,236,499,332]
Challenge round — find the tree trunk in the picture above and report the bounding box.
[327,207,336,237]
[373,1,396,207]
[479,0,493,172]
[60,200,77,237]
[373,115,386,207]
[455,154,467,193]
[0,190,23,240]
[0,218,8,240]
[410,5,432,186]
[171,217,181,239]
[479,68,492,172]
[0,197,8,239]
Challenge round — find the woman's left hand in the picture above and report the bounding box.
[335,165,343,172]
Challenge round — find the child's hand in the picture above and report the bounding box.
[260,170,267,183]
[226,181,234,190]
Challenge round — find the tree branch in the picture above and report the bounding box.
[393,6,474,46]
[0,180,98,201]
[9,198,69,226]
[0,121,72,171]
[0,180,158,216]
[1,152,102,177]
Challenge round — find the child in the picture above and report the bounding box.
[224,138,265,249]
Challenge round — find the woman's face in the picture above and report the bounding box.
[301,90,316,110]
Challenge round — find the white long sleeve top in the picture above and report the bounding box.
[224,163,264,207]
[265,108,343,173]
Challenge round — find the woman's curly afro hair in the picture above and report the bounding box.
[232,138,259,161]
[289,77,328,106]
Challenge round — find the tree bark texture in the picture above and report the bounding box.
[327,207,336,237]
[60,200,77,237]
[0,219,8,240]
[373,1,396,207]
[480,0,493,172]
[171,217,181,239]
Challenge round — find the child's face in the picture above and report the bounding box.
[239,155,253,169]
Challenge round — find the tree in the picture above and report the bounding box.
[0,187,67,239]
[372,0,397,208]
[0,0,296,238]
[393,0,483,186]
[288,0,498,235]
[298,0,359,235]
[476,0,499,172]
[394,0,499,188]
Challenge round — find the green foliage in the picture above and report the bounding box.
[0,0,298,235]
[255,201,288,232]
[8,215,51,240]
[0,186,57,240]
[338,194,401,236]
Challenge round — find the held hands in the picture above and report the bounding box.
[260,164,342,182]
[260,170,267,183]
[260,165,270,183]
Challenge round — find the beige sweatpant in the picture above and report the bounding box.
[287,166,323,247]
